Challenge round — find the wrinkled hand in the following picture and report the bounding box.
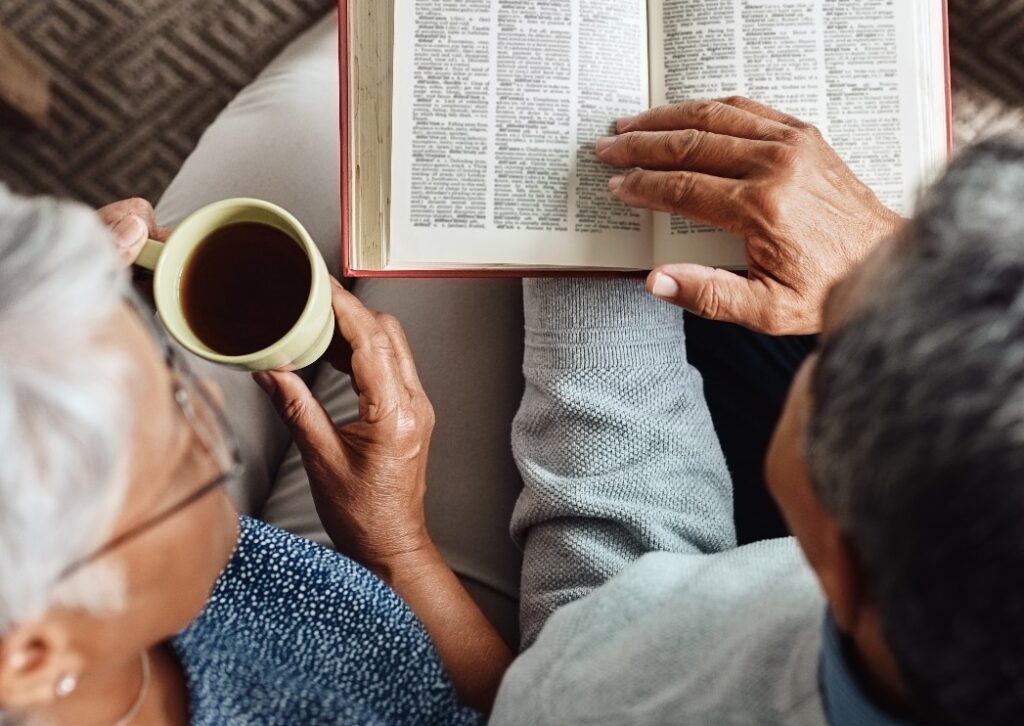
[597,97,903,335]
[254,280,435,570]
[96,198,171,266]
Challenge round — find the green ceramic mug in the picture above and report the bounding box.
[135,198,334,371]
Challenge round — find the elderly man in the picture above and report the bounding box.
[487,101,1024,725]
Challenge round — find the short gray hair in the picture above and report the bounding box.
[808,136,1024,724]
[0,187,132,633]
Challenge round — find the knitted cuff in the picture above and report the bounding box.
[522,278,688,369]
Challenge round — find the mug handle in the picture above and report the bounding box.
[135,239,165,271]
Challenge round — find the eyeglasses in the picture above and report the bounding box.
[56,294,243,582]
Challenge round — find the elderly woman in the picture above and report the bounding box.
[0,184,515,723]
[1,12,525,724]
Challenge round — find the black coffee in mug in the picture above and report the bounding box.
[181,222,312,356]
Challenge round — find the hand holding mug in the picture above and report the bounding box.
[254,281,436,571]
[597,97,903,335]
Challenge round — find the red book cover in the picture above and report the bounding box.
[339,0,953,279]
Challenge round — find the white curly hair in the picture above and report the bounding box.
[0,186,133,635]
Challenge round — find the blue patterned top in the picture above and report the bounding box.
[172,516,481,725]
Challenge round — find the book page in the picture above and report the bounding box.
[389,0,653,269]
[649,0,948,268]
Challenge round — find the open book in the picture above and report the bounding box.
[340,0,950,276]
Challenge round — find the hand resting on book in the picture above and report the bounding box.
[597,96,903,335]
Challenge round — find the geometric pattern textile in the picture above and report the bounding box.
[0,0,333,207]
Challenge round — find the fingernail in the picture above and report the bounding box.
[112,215,147,249]
[615,116,634,132]
[595,136,617,154]
[253,372,276,395]
[651,273,679,300]
[608,175,625,193]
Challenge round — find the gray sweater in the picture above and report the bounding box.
[491,278,829,725]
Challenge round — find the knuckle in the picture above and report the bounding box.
[747,233,784,270]
[691,100,725,124]
[669,129,705,162]
[763,142,801,171]
[779,127,805,145]
[667,173,697,206]
[782,124,822,145]
[281,396,309,425]
[124,197,153,216]
[369,329,393,353]
[745,185,781,226]
[620,131,643,156]
[420,400,436,430]
[656,132,675,159]
[361,396,390,423]
[693,277,722,319]
[375,312,401,332]
[720,95,748,109]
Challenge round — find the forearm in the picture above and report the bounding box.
[514,278,736,646]
[370,543,513,714]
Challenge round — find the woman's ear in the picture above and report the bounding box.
[0,619,85,710]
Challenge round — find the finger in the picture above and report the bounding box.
[617,100,791,141]
[610,170,747,234]
[323,326,361,398]
[324,324,355,379]
[328,279,407,422]
[97,197,158,230]
[596,129,764,177]
[375,312,428,400]
[716,96,809,128]
[97,198,161,267]
[109,214,150,265]
[253,370,341,461]
[647,264,772,330]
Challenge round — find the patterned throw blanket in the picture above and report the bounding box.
[0,0,1021,207]
[0,0,333,206]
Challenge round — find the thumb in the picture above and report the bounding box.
[647,264,769,330]
[111,214,149,266]
[253,371,339,458]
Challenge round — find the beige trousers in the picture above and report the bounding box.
[155,11,523,644]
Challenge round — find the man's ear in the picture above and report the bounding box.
[0,619,85,710]
[815,518,868,635]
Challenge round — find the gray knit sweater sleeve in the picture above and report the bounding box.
[512,278,735,647]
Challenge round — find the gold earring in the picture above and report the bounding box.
[54,672,77,698]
